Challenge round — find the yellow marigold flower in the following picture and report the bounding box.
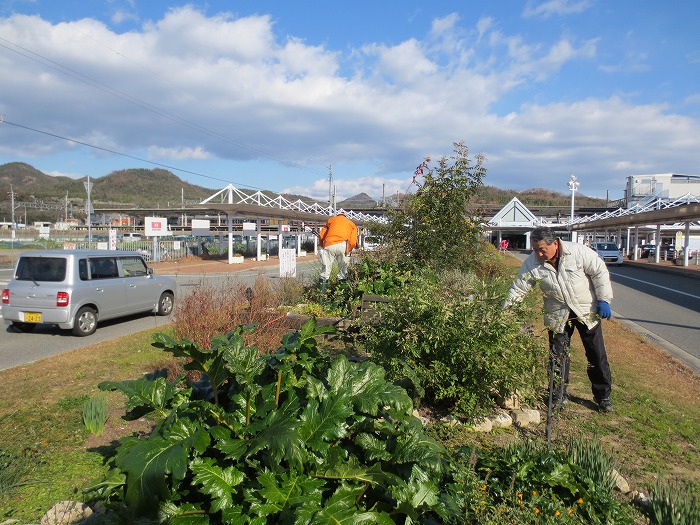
[555,510,561,516]
[568,508,574,514]
[516,492,522,498]
[577,498,584,504]
[534,508,540,514]
[532,490,537,496]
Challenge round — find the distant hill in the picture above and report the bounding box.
[0,162,608,223]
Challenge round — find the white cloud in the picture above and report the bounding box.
[47,170,84,179]
[0,5,697,201]
[149,146,211,161]
[523,0,594,19]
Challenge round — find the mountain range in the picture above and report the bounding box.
[0,162,607,223]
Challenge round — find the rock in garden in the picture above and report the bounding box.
[40,501,93,525]
[467,417,493,432]
[489,412,513,428]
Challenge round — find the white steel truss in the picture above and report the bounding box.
[200,184,387,223]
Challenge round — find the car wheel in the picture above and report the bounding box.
[73,306,97,336]
[12,322,36,333]
[157,292,174,316]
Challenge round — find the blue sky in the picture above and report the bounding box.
[1,0,698,201]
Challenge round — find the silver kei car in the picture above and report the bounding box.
[2,250,176,336]
[591,242,624,266]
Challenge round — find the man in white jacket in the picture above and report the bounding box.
[506,227,614,412]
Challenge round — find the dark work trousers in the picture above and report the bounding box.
[548,312,612,402]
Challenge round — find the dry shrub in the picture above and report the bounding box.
[172,275,294,352]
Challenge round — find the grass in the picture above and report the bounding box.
[0,303,698,521]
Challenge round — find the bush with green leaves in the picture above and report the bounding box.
[374,141,486,274]
[89,320,468,523]
[359,270,543,417]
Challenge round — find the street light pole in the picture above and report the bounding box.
[568,174,579,242]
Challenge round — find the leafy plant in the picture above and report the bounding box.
[648,478,699,525]
[82,393,108,437]
[375,141,487,273]
[467,439,633,524]
[360,272,543,417]
[91,320,467,523]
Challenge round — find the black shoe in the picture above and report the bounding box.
[597,398,614,413]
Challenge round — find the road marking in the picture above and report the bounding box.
[610,272,700,300]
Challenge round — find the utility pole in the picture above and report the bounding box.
[9,184,15,228]
[84,175,93,243]
[328,164,333,213]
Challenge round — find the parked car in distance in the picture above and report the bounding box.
[649,244,695,261]
[591,242,624,266]
[639,244,655,258]
[1,250,176,336]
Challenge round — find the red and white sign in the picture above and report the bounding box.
[145,217,171,237]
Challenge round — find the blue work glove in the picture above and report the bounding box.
[597,300,612,319]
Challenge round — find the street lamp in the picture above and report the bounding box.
[568,174,579,241]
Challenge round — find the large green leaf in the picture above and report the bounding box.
[190,456,244,513]
[114,419,209,510]
[246,471,325,520]
[245,396,307,469]
[299,394,354,453]
[327,357,413,416]
[99,376,180,417]
[309,484,394,524]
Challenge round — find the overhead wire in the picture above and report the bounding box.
[1,119,250,188]
[0,35,328,182]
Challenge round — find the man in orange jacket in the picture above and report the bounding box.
[318,212,358,284]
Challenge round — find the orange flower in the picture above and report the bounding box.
[532,490,537,496]
[568,508,574,514]
[555,510,561,516]
[534,508,540,514]
[577,498,584,504]
[481,484,487,491]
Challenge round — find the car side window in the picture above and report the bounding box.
[79,259,89,281]
[89,257,119,279]
[120,257,148,277]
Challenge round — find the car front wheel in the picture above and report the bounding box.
[157,292,174,316]
[73,306,97,336]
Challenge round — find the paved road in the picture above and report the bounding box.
[608,265,700,373]
[0,259,320,371]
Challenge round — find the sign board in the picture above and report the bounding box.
[279,224,291,233]
[279,248,297,278]
[192,219,211,237]
[97,242,109,250]
[675,231,683,250]
[145,217,171,237]
[63,242,76,250]
[109,229,117,250]
[243,222,257,234]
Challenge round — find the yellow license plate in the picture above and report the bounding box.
[23,312,42,323]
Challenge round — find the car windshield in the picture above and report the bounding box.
[596,243,618,251]
[16,257,67,282]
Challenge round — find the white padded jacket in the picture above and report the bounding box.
[506,239,613,333]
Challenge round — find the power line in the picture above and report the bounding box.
[0,36,327,177]
[1,119,264,190]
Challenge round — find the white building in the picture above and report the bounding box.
[625,174,700,208]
